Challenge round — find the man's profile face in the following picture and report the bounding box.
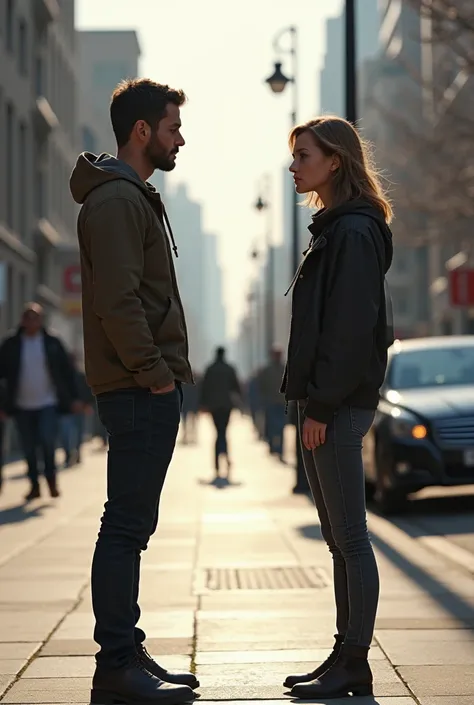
[145,103,185,172]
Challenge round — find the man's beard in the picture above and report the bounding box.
[145,134,177,172]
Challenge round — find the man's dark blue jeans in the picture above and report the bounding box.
[14,405,59,485]
[92,386,181,669]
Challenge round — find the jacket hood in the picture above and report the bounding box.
[70,152,156,205]
[70,152,180,258]
[308,199,393,273]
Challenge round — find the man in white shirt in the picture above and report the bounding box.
[0,303,79,500]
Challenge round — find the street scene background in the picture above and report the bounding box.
[1,1,474,704]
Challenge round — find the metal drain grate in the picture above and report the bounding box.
[196,566,329,592]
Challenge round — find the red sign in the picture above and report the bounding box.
[449,269,474,307]
[63,264,81,295]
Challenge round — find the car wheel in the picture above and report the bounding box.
[374,445,407,516]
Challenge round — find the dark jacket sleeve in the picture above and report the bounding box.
[305,229,381,423]
[54,338,79,404]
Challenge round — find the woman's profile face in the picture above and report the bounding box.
[290,131,336,196]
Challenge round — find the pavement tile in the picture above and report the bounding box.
[197,640,339,651]
[397,665,474,696]
[197,617,334,644]
[418,699,474,705]
[376,629,474,642]
[0,658,28,675]
[0,612,63,642]
[196,661,406,693]
[40,637,193,656]
[200,594,330,611]
[22,654,192,678]
[1,677,90,703]
[197,701,415,705]
[375,618,474,630]
[195,647,385,665]
[198,682,411,700]
[377,635,474,665]
[0,674,15,697]
[51,609,194,640]
[0,643,40,660]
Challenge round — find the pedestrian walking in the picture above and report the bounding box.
[0,303,80,500]
[180,373,200,445]
[200,347,241,480]
[282,116,393,699]
[258,346,286,462]
[61,354,95,467]
[70,78,197,705]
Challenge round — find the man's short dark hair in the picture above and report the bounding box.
[110,78,187,148]
[216,346,226,359]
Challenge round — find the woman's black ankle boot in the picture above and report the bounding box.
[283,634,345,688]
[291,644,373,699]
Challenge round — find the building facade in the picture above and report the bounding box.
[78,30,141,157]
[0,0,79,344]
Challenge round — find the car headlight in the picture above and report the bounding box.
[389,407,428,440]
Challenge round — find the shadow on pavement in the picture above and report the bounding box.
[298,519,474,631]
[369,490,474,539]
[0,501,52,526]
[297,523,325,541]
[198,477,243,490]
[290,698,383,704]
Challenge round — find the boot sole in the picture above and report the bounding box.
[90,688,196,704]
[292,684,373,699]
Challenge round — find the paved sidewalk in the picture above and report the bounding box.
[0,416,473,705]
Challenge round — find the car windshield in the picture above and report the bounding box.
[390,346,474,389]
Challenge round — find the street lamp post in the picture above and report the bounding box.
[254,174,274,356]
[345,0,357,123]
[265,27,308,495]
[265,26,299,277]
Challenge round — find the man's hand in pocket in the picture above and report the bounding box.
[150,382,176,395]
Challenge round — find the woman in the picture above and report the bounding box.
[282,116,393,700]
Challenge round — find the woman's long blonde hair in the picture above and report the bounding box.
[289,115,393,224]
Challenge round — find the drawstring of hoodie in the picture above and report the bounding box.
[162,206,179,258]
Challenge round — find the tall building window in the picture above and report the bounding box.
[18,18,27,75]
[19,122,27,239]
[6,103,14,230]
[6,0,14,53]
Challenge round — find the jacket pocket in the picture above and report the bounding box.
[349,407,375,437]
[157,297,184,343]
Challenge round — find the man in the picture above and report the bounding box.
[61,353,94,467]
[0,303,79,500]
[180,371,200,445]
[70,79,197,705]
[200,347,241,481]
[258,346,287,462]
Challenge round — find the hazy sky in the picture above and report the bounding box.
[76,0,344,336]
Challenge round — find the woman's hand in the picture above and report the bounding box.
[303,417,327,450]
